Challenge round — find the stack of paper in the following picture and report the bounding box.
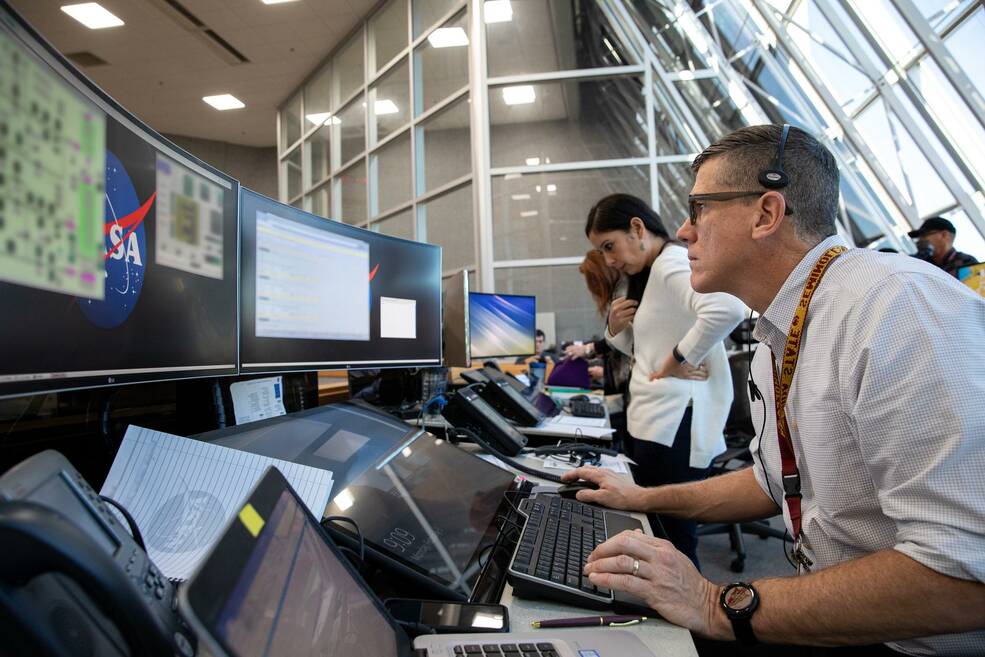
[100,425,334,581]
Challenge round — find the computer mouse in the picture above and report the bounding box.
[555,481,600,499]
[569,394,589,402]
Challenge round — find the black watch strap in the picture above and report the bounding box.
[731,616,757,646]
[672,344,686,364]
[721,582,759,646]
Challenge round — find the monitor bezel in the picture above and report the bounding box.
[0,1,241,399]
[467,292,538,360]
[238,187,443,373]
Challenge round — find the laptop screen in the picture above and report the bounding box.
[323,432,517,595]
[181,468,407,657]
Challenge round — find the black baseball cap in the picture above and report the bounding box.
[908,217,955,238]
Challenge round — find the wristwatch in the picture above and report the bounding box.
[672,344,686,364]
[720,582,759,646]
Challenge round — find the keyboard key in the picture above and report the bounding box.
[518,645,535,652]
[465,646,482,654]
[536,644,556,651]
[453,647,465,656]
[500,644,519,653]
[482,645,502,654]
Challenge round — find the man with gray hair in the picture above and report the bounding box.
[561,125,985,655]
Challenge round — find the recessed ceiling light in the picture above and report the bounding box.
[261,0,301,4]
[427,27,469,49]
[375,99,399,115]
[502,85,536,106]
[546,184,557,192]
[484,0,513,23]
[520,210,539,218]
[203,94,245,110]
[511,194,531,201]
[60,3,124,29]
[525,157,540,166]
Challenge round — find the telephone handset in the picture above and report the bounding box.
[441,385,529,456]
[0,450,195,657]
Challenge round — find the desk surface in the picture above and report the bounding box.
[496,453,697,657]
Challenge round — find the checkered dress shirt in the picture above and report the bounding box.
[749,235,985,655]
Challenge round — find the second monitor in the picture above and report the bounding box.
[468,293,536,360]
[240,189,442,372]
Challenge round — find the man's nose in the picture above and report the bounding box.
[676,219,693,244]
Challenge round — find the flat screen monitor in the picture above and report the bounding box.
[0,3,239,399]
[239,189,442,372]
[441,269,470,368]
[468,292,536,359]
[323,429,518,596]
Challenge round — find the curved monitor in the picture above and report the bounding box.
[239,189,442,372]
[468,292,536,359]
[0,3,239,399]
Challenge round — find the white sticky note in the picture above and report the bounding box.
[380,296,417,339]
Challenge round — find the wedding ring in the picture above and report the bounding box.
[631,559,640,577]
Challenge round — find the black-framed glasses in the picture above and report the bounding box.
[687,191,794,225]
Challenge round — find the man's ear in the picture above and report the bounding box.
[750,191,788,241]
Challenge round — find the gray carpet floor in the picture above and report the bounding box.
[696,519,798,584]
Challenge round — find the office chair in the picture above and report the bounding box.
[697,324,786,573]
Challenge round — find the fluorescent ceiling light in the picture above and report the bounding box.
[306,113,341,126]
[525,157,540,166]
[60,3,123,29]
[484,0,513,23]
[502,85,536,106]
[428,27,469,48]
[511,194,531,201]
[203,94,245,110]
[520,210,539,218]
[677,70,695,81]
[261,0,301,4]
[546,184,557,192]
[503,173,522,180]
[375,99,399,115]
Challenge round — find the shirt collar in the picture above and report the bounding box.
[752,235,850,352]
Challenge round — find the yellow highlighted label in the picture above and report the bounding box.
[239,503,265,538]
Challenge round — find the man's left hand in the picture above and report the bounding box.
[583,530,725,638]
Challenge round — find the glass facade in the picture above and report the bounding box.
[279,0,985,345]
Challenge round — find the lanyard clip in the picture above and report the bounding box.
[782,473,801,497]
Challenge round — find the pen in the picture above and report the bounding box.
[531,615,648,629]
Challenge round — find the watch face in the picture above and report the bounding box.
[724,585,755,611]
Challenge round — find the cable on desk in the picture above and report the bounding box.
[100,495,145,551]
[322,515,366,572]
[449,427,564,484]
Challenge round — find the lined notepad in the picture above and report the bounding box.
[100,425,334,581]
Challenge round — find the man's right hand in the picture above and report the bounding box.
[607,297,638,336]
[560,466,646,512]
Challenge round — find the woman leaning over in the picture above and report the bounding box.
[585,193,745,569]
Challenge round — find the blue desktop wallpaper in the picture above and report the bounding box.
[469,293,536,358]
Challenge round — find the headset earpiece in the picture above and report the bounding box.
[758,124,791,190]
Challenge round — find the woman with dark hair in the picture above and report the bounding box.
[582,193,745,567]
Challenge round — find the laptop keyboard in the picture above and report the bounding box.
[569,399,606,418]
[453,642,558,657]
[507,494,612,607]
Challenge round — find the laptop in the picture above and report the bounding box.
[179,467,655,657]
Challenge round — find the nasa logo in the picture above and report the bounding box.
[78,150,156,328]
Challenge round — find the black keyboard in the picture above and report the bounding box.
[507,493,643,609]
[452,642,558,656]
[569,399,606,418]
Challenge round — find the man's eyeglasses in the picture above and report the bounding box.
[687,191,794,225]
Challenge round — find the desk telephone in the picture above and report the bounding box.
[0,450,195,657]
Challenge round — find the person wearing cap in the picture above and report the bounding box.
[908,217,978,278]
